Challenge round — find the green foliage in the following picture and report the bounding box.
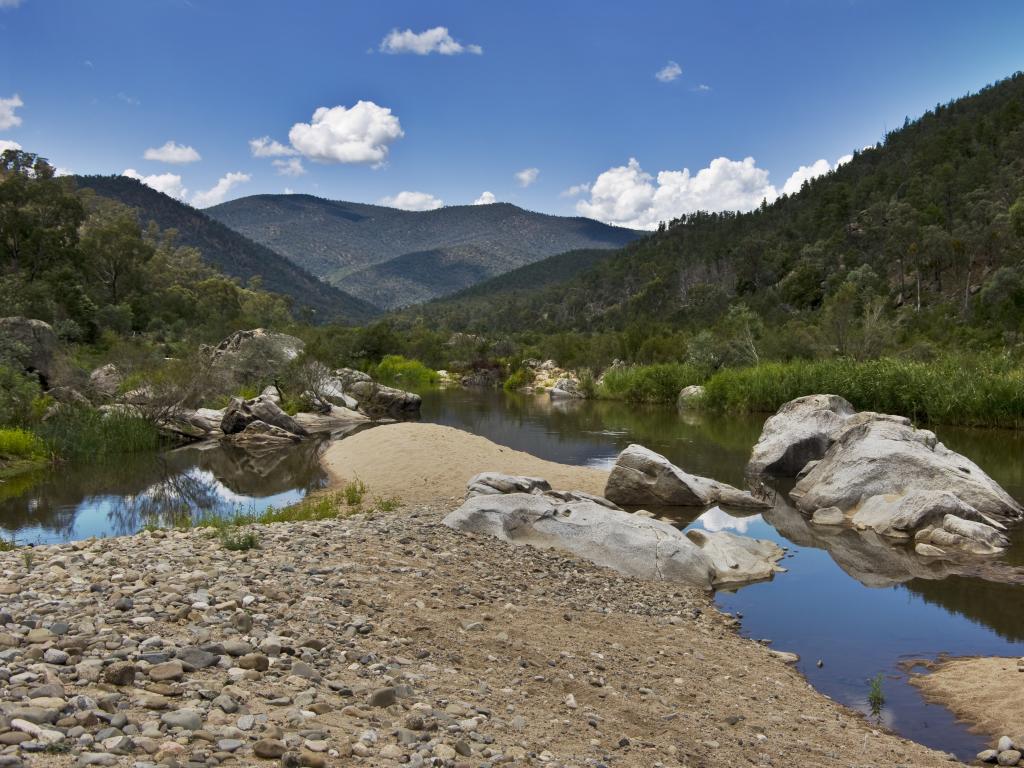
[220,528,259,551]
[503,366,530,392]
[35,407,160,460]
[372,355,439,390]
[343,479,367,507]
[702,356,1024,427]
[868,673,885,719]
[597,363,704,403]
[0,364,41,427]
[0,428,47,460]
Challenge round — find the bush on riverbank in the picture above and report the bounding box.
[597,363,703,403]
[372,355,439,390]
[35,407,161,460]
[701,357,1024,428]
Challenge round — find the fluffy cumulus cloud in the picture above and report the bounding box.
[378,191,444,211]
[288,101,404,166]
[655,61,682,83]
[780,154,853,196]
[143,140,200,164]
[122,168,188,201]
[0,94,23,130]
[560,183,590,198]
[380,26,482,55]
[0,139,22,153]
[272,157,305,176]
[473,191,496,205]
[192,171,251,208]
[515,167,539,187]
[249,136,298,157]
[576,157,778,230]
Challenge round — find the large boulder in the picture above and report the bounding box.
[88,363,123,399]
[747,395,856,477]
[467,472,552,497]
[790,416,1023,522]
[676,385,705,410]
[159,407,225,441]
[292,405,368,435]
[0,317,57,387]
[684,528,787,586]
[605,444,769,509]
[221,420,302,452]
[549,378,584,400]
[207,329,304,382]
[444,491,783,589]
[347,380,421,418]
[220,395,308,438]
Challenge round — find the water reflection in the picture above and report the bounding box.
[0,439,327,544]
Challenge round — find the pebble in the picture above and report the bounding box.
[102,660,137,686]
[253,738,287,758]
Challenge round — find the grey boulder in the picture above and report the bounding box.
[605,444,768,509]
[467,472,552,497]
[676,384,705,410]
[347,379,421,418]
[221,395,307,437]
[0,316,57,386]
[88,363,123,399]
[747,394,856,477]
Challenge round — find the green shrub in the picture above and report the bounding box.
[0,365,41,427]
[220,528,259,551]
[372,355,439,390]
[343,479,367,507]
[0,428,47,460]
[503,367,530,392]
[597,363,704,403]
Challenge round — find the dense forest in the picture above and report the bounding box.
[401,73,1024,368]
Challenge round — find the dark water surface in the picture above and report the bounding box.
[2,388,1022,758]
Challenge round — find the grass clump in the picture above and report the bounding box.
[372,355,439,390]
[597,363,704,404]
[219,528,259,551]
[0,428,47,461]
[503,367,530,392]
[35,406,160,460]
[867,673,885,719]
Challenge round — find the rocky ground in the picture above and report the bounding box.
[0,502,968,768]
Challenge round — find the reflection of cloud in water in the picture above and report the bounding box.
[696,507,762,533]
[585,455,618,471]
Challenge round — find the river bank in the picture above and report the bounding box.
[0,496,963,767]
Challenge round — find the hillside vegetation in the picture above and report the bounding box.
[74,176,379,324]
[406,73,1024,364]
[206,196,639,309]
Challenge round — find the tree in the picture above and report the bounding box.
[79,200,154,304]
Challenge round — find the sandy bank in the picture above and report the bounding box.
[911,656,1024,747]
[321,422,608,504]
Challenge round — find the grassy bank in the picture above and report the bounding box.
[703,357,1024,428]
[0,428,50,481]
[34,407,161,460]
[590,357,1024,428]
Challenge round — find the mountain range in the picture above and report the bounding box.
[73,176,380,324]
[205,196,640,310]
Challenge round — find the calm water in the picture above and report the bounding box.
[2,388,1022,758]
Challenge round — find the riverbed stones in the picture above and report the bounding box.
[605,444,769,509]
[161,709,203,731]
[747,394,856,477]
[102,661,136,686]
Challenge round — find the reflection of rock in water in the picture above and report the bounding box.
[903,576,1024,643]
[763,497,1024,588]
[171,439,328,497]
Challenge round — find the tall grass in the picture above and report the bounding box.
[597,363,704,404]
[35,407,161,460]
[372,355,439,390]
[702,357,1024,428]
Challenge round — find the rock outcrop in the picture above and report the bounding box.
[221,395,308,438]
[605,444,769,509]
[747,394,856,477]
[207,328,304,383]
[88,363,123,399]
[0,316,57,387]
[347,380,421,418]
[444,490,784,589]
[676,385,705,410]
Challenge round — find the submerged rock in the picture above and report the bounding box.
[747,394,856,477]
[605,444,768,509]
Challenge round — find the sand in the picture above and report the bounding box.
[910,656,1024,747]
[320,421,608,504]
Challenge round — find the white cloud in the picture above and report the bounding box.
[273,157,305,176]
[0,139,22,153]
[192,171,251,208]
[473,191,496,205]
[117,92,140,106]
[655,61,682,83]
[122,168,188,200]
[54,167,73,177]
[0,0,23,8]
[249,136,298,157]
[283,187,295,194]
[288,101,403,166]
[0,94,23,130]
[695,84,712,92]
[380,26,482,55]
[378,190,444,211]
[560,183,590,198]
[576,156,777,230]
[143,140,201,164]
[515,167,539,187]
[780,154,852,196]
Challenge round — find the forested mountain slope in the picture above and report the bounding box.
[406,74,1024,353]
[206,196,639,309]
[74,176,380,324]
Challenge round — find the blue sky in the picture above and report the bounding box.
[1,0,1023,227]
